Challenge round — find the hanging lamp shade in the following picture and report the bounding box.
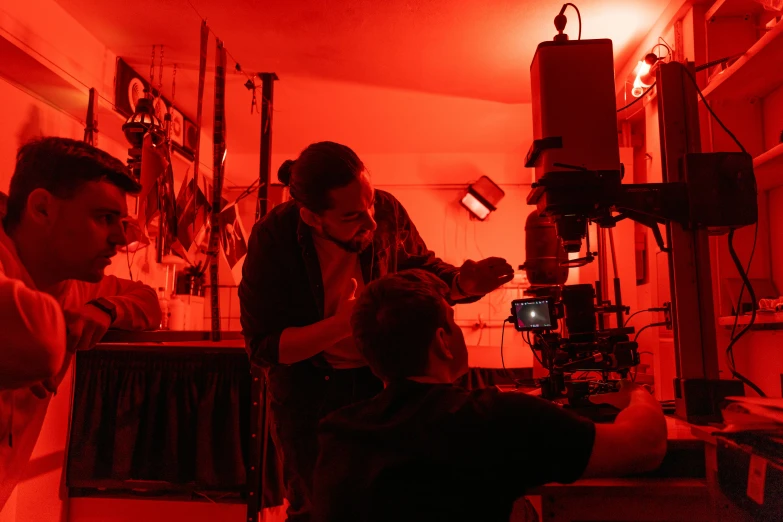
[122,97,164,148]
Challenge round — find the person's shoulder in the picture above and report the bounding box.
[250,200,299,242]
[374,190,405,210]
[462,386,571,419]
[318,397,375,434]
[374,189,396,203]
[373,190,413,228]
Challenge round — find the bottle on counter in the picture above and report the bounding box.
[168,296,186,331]
[157,287,170,330]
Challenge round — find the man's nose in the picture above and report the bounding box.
[364,212,377,232]
[112,222,128,246]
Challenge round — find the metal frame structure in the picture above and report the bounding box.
[247,71,278,522]
[656,62,743,423]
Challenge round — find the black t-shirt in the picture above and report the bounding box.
[313,380,596,522]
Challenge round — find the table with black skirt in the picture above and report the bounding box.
[66,330,530,516]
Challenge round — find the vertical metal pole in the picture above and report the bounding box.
[656,62,722,420]
[209,40,227,343]
[250,72,278,522]
[596,225,608,330]
[256,73,279,222]
[193,21,209,236]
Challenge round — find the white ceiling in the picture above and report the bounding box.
[55,0,672,102]
[52,0,673,164]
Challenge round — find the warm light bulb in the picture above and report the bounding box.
[636,60,651,78]
[631,54,659,98]
[530,311,537,318]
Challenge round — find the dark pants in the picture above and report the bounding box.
[268,363,383,522]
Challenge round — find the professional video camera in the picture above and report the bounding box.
[511,286,638,397]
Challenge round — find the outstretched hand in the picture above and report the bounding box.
[458,257,515,296]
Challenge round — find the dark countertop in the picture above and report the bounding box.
[100,330,244,343]
[96,330,246,351]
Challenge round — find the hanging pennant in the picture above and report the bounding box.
[175,175,210,251]
[156,149,178,261]
[218,202,248,284]
[138,133,167,228]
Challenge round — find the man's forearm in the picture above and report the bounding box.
[0,276,67,388]
[278,315,352,364]
[80,276,161,330]
[614,390,667,462]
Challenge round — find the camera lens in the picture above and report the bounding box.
[555,215,587,253]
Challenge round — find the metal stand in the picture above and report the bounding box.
[247,71,278,522]
[246,366,264,522]
[255,73,279,222]
[656,62,744,423]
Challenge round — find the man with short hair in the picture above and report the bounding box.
[0,137,161,510]
[312,269,667,522]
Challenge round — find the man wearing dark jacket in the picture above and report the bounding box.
[239,141,514,521]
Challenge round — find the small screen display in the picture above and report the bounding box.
[512,298,554,331]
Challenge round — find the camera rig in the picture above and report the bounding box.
[512,282,642,415]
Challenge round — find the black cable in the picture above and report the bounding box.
[617,82,656,113]
[651,43,670,61]
[726,228,766,397]
[729,222,759,344]
[562,3,582,40]
[675,62,747,154]
[694,53,743,73]
[500,319,508,371]
[634,321,668,343]
[623,308,652,327]
[521,330,545,367]
[126,248,134,282]
[658,36,674,57]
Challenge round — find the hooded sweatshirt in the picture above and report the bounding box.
[0,205,161,510]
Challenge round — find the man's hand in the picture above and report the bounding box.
[588,380,652,410]
[29,304,112,398]
[335,278,359,333]
[64,304,113,353]
[457,257,515,296]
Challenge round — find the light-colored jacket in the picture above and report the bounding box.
[0,216,161,510]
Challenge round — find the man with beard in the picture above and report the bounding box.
[239,141,514,522]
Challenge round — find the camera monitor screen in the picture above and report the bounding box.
[512,298,554,331]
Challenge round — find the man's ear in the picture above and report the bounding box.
[25,188,57,227]
[299,206,322,230]
[432,327,454,361]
